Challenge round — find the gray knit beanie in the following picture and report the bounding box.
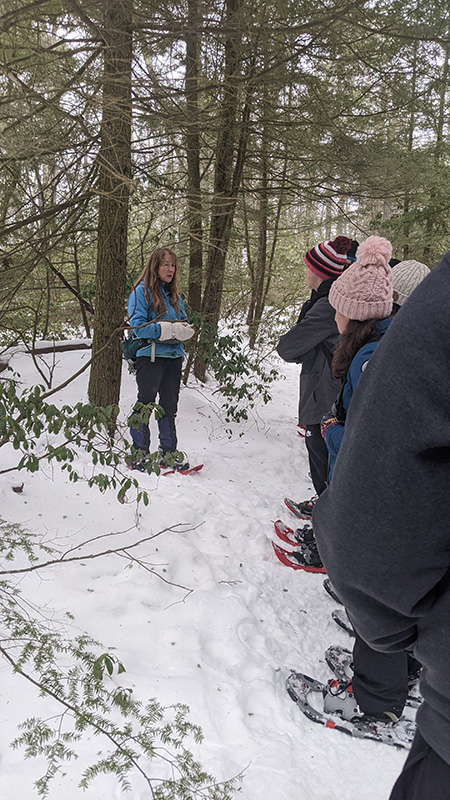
[391,260,430,306]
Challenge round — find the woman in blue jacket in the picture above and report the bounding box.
[127,247,194,470]
[321,315,392,481]
[322,255,430,481]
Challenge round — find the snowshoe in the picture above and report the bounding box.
[323,578,343,605]
[159,450,190,472]
[325,645,354,681]
[325,645,423,709]
[332,607,355,637]
[284,495,317,520]
[125,454,154,473]
[273,519,314,547]
[162,464,203,476]
[286,671,415,749]
[272,540,326,574]
[406,676,422,709]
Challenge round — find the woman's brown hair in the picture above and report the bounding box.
[332,318,384,380]
[133,248,181,316]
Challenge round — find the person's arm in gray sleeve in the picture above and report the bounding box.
[277,299,337,363]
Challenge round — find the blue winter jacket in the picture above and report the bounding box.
[127,282,189,359]
[325,317,393,480]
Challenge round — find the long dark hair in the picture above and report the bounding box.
[133,247,181,316]
[332,318,385,380]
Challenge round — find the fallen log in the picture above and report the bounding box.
[29,342,92,355]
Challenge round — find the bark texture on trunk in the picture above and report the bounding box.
[88,0,132,413]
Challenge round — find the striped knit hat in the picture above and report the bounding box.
[329,236,393,321]
[304,236,353,280]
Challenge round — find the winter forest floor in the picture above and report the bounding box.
[0,345,408,799]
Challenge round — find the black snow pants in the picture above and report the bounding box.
[129,356,182,454]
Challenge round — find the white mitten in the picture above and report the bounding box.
[171,322,195,341]
[158,321,174,341]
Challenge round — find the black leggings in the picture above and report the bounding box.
[129,356,182,454]
[305,424,329,495]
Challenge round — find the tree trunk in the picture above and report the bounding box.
[244,194,255,326]
[248,135,268,349]
[185,0,203,314]
[88,0,132,416]
[402,41,417,259]
[247,72,288,349]
[193,97,251,381]
[423,44,449,263]
[248,151,287,348]
[194,0,251,381]
[73,237,92,337]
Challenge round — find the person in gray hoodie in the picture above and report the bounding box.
[277,236,352,514]
[313,252,450,798]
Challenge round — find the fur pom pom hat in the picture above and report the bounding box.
[304,236,352,280]
[329,236,393,321]
[392,259,430,306]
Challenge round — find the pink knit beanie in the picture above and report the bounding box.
[329,236,393,321]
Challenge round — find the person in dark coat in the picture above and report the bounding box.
[277,236,352,512]
[313,252,450,798]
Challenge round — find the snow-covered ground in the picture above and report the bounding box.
[0,345,407,799]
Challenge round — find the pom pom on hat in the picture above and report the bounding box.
[304,236,352,280]
[330,236,354,255]
[329,235,393,321]
[355,235,392,267]
[392,260,430,306]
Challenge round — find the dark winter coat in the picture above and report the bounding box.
[313,252,450,766]
[276,279,342,425]
[324,316,393,480]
